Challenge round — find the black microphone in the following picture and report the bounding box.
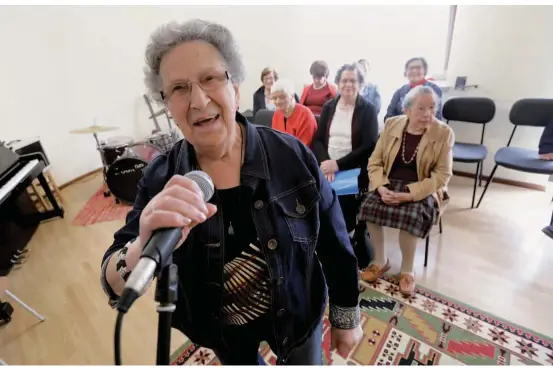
[117,170,215,313]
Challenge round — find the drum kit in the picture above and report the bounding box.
[69,124,179,204]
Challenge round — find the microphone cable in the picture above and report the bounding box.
[114,311,125,365]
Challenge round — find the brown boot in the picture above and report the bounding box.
[360,259,391,283]
[399,273,415,297]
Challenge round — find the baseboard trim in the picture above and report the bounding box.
[453,170,545,192]
[57,167,545,192]
[59,168,103,190]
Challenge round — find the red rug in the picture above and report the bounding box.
[72,186,132,226]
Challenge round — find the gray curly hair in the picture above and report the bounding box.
[402,85,439,110]
[143,19,246,103]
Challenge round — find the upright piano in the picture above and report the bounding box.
[0,143,64,276]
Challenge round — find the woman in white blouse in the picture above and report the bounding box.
[311,62,380,269]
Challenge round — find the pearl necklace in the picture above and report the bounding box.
[401,128,422,164]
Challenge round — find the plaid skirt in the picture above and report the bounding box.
[358,179,438,239]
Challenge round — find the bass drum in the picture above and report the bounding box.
[106,143,162,204]
[99,136,134,167]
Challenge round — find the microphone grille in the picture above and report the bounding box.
[185,170,215,202]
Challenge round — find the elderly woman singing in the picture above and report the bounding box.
[359,86,454,296]
[271,79,317,147]
[100,19,362,365]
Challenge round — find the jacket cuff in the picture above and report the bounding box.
[100,252,121,308]
[329,303,361,329]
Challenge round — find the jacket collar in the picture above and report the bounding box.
[183,112,270,184]
[238,112,271,180]
[388,115,443,142]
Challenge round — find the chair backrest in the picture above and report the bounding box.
[443,97,496,124]
[509,98,553,127]
[254,109,275,128]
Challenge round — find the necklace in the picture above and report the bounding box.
[401,127,421,164]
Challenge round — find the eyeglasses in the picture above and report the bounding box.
[339,79,358,86]
[161,71,230,103]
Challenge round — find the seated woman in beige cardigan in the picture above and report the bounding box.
[358,85,454,296]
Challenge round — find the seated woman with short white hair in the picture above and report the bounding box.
[359,85,454,296]
[271,79,317,147]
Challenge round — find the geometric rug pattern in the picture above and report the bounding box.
[171,276,553,365]
[72,186,131,226]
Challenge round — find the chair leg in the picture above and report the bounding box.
[439,218,443,234]
[471,162,480,208]
[4,290,45,322]
[479,162,484,187]
[476,164,498,208]
[424,236,429,267]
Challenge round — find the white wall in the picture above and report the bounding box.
[445,5,553,186]
[0,5,450,185]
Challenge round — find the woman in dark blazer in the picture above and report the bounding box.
[312,62,379,269]
[253,67,299,115]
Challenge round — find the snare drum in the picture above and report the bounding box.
[147,131,175,153]
[106,142,162,204]
[99,136,134,167]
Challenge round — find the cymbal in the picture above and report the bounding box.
[70,125,119,134]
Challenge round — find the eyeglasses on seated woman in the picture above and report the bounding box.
[359,85,454,297]
[311,62,379,270]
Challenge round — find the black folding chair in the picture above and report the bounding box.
[254,109,275,128]
[476,98,553,208]
[443,97,496,208]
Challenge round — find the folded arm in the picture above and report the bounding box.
[406,128,454,200]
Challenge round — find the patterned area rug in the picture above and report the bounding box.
[72,186,131,226]
[170,276,553,365]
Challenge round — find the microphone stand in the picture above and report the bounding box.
[154,257,178,365]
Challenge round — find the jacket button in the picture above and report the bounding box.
[276,277,284,285]
[267,239,278,250]
[254,200,264,210]
[277,309,285,317]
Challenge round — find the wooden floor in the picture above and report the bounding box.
[2,172,553,364]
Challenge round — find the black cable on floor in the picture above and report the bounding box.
[114,311,125,365]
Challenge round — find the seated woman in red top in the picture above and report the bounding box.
[300,60,338,116]
[271,79,318,147]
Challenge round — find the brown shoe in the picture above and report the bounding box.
[399,273,415,297]
[360,259,391,283]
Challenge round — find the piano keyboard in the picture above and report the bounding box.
[0,159,40,205]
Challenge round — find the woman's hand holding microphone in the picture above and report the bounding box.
[138,175,218,251]
[107,175,217,295]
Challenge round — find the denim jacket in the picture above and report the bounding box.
[100,113,360,363]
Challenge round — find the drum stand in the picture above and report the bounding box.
[93,132,111,198]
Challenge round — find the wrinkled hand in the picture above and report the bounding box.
[330,325,363,358]
[325,172,335,183]
[320,160,339,175]
[139,175,218,250]
[377,186,399,206]
[392,192,413,204]
[540,153,553,160]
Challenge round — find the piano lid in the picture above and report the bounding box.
[0,143,21,180]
